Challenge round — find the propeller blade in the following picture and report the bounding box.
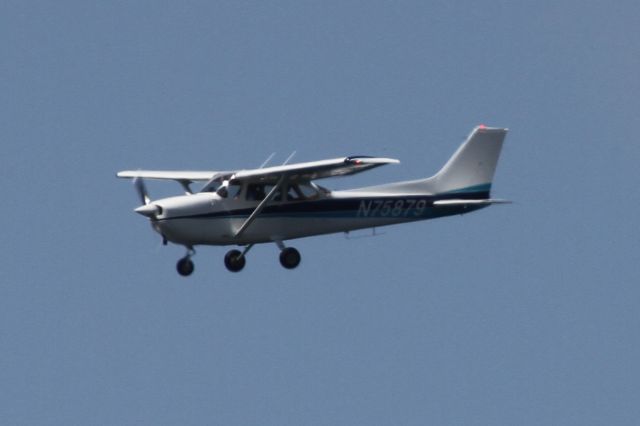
[133,177,151,205]
[131,177,164,243]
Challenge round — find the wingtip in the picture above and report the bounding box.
[345,156,400,165]
[476,124,509,132]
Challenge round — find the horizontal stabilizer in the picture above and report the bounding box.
[433,199,511,206]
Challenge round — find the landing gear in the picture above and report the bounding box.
[177,256,194,276]
[176,247,195,276]
[279,247,301,269]
[174,244,300,275]
[224,249,246,272]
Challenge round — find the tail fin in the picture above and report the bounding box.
[428,125,507,195]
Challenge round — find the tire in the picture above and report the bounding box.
[279,247,301,269]
[176,257,194,276]
[224,249,246,272]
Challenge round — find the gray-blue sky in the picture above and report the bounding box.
[1,1,639,424]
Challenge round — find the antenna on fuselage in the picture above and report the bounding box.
[259,152,276,169]
[344,227,385,240]
[282,151,297,165]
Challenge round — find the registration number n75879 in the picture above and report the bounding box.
[356,199,428,218]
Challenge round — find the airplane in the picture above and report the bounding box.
[117,125,508,275]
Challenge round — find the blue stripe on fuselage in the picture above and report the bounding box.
[159,188,490,222]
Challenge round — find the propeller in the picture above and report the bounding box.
[131,177,165,244]
[132,177,161,218]
[133,177,151,205]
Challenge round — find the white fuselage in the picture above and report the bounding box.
[147,188,484,247]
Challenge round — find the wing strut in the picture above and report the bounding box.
[234,175,286,239]
[178,180,194,194]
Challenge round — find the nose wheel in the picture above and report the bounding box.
[176,248,195,276]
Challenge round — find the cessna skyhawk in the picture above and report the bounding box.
[117,125,508,275]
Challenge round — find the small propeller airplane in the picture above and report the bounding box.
[117,125,509,275]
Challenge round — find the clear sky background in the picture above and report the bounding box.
[1,1,639,424]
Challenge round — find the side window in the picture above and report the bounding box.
[285,183,320,201]
[246,183,281,201]
[264,184,282,201]
[298,183,319,199]
[227,183,242,198]
[286,184,302,201]
[246,183,266,201]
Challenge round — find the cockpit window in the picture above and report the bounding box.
[246,183,282,201]
[226,183,242,198]
[202,176,242,199]
[246,183,265,201]
[202,177,223,192]
[201,174,236,193]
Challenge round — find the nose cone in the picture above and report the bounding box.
[134,203,160,218]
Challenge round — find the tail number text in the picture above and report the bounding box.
[357,199,427,218]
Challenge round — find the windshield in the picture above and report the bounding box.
[201,177,223,192]
[201,174,234,193]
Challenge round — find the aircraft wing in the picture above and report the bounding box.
[229,156,398,239]
[116,156,398,184]
[233,156,400,183]
[116,170,222,181]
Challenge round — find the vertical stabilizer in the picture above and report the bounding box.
[344,125,508,196]
[429,125,507,194]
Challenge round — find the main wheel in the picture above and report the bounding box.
[176,257,194,276]
[224,249,246,272]
[279,247,301,269]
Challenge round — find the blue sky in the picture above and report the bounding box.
[1,1,639,424]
